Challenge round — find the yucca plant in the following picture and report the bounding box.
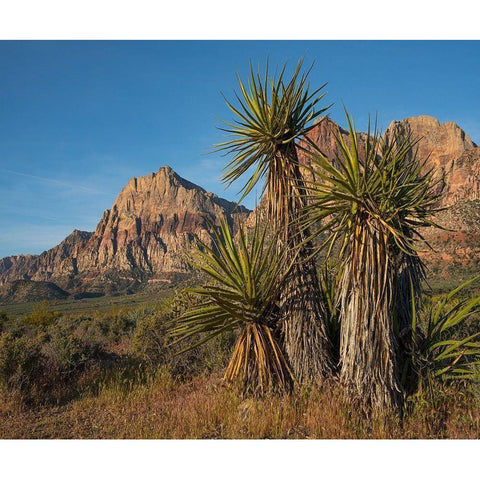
[217,59,334,382]
[169,217,293,395]
[301,111,442,410]
[405,276,480,396]
[318,263,342,366]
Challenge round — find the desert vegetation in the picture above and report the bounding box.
[169,59,480,418]
[1,59,479,438]
[218,60,334,381]
[0,293,479,439]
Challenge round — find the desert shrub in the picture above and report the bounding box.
[0,332,44,399]
[42,321,104,377]
[86,306,139,343]
[0,313,108,405]
[102,307,138,341]
[22,300,61,327]
[0,310,8,333]
[133,290,236,378]
[132,310,170,365]
[133,312,235,378]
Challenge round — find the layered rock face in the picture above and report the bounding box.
[0,166,249,294]
[383,115,479,207]
[383,117,480,274]
[76,166,247,278]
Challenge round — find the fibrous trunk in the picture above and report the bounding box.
[281,248,334,383]
[395,244,425,333]
[268,145,333,383]
[339,217,402,410]
[224,323,293,395]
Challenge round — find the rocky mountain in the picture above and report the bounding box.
[248,115,480,278]
[0,230,92,286]
[1,115,479,302]
[0,166,249,297]
[381,116,480,277]
[383,115,479,207]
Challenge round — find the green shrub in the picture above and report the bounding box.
[0,332,44,398]
[402,277,480,400]
[0,310,8,333]
[133,290,236,378]
[23,300,60,327]
[42,322,104,377]
[0,314,107,405]
[132,310,170,366]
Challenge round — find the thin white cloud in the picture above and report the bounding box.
[3,169,100,194]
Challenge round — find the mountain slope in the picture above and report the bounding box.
[0,166,249,296]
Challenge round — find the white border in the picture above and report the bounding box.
[0,0,479,39]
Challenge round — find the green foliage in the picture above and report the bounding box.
[0,332,44,397]
[132,310,171,365]
[42,321,104,376]
[133,309,235,378]
[170,217,293,394]
[217,58,334,384]
[0,313,105,404]
[23,300,61,327]
[407,276,480,391]
[301,110,443,258]
[218,58,329,208]
[0,310,8,333]
[298,109,443,410]
[318,264,341,364]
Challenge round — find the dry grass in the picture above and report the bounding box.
[1,370,478,439]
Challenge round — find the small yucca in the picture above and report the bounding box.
[406,276,480,394]
[169,217,293,394]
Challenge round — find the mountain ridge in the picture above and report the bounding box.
[1,115,479,301]
[0,166,250,296]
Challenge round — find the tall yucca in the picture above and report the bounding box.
[217,60,334,382]
[169,218,293,394]
[302,111,442,409]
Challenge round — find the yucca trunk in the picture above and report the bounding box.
[339,216,402,410]
[268,144,333,383]
[224,323,293,395]
[395,248,425,332]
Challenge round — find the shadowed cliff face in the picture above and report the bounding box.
[0,166,249,295]
[1,115,479,298]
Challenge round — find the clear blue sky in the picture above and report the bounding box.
[1,40,479,258]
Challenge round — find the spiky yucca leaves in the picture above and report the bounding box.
[218,60,334,382]
[318,263,342,366]
[407,276,480,393]
[169,218,293,395]
[302,112,442,410]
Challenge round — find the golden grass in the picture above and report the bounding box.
[1,370,478,439]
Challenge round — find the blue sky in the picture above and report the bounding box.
[1,40,479,258]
